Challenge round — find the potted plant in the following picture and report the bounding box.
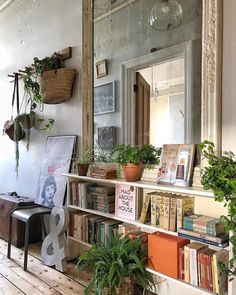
[199,140,236,280]
[77,234,154,295]
[77,148,94,176]
[24,54,76,105]
[111,144,161,182]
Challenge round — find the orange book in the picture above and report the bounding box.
[148,232,190,279]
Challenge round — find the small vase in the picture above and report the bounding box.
[122,163,143,182]
[77,163,89,176]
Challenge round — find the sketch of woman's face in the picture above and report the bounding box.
[45,184,55,203]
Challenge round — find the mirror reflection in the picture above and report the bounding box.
[93,0,202,151]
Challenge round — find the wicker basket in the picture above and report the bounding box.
[40,68,76,104]
[102,278,134,295]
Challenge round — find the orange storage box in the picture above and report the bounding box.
[148,232,189,279]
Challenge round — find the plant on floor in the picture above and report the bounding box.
[77,234,154,295]
[199,140,236,281]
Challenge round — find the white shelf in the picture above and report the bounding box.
[67,204,178,236]
[63,173,214,198]
[68,236,92,248]
[147,267,218,295]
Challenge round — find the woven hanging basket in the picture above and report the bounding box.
[40,68,76,104]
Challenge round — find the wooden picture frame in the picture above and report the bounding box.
[94,81,115,115]
[95,59,108,78]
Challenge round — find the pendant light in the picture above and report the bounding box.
[149,0,183,31]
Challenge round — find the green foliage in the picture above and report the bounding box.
[199,140,236,280]
[77,235,154,295]
[77,148,94,164]
[111,144,161,168]
[94,145,112,163]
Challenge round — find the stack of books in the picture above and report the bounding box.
[178,214,229,248]
[89,185,115,213]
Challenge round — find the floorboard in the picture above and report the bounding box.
[0,239,87,295]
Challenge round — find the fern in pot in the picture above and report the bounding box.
[77,234,154,295]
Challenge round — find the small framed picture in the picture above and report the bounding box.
[95,59,108,78]
[94,81,115,115]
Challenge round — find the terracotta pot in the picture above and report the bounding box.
[122,163,143,182]
[77,163,89,176]
[18,114,35,129]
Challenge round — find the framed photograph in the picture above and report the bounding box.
[94,81,115,115]
[35,135,77,208]
[97,126,116,149]
[95,59,108,78]
[156,144,195,187]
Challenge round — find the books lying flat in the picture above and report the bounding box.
[178,227,229,243]
[92,201,115,213]
[88,185,115,195]
[178,232,229,248]
[90,192,115,204]
[183,214,224,236]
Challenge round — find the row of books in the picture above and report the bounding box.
[69,211,121,246]
[180,242,228,294]
[139,191,195,232]
[70,211,149,248]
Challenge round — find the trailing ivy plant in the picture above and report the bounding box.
[199,140,236,281]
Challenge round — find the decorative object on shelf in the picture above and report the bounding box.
[77,234,154,295]
[157,144,195,187]
[199,140,236,281]
[149,0,183,31]
[95,59,108,78]
[97,126,116,149]
[77,148,94,176]
[94,81,115,115]
[41,206,69,272]
[111,144,161,182]
[24,52,76,104]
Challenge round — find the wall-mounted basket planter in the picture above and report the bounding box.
[40,68,76,104]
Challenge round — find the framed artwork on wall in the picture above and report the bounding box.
[97,126,116,149]
[35,135,77,208]
[94,81,115,115]
[95,59,108,78]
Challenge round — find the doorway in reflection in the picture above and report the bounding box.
[137,57,184,147]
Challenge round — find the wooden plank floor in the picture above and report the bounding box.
[0,239,90,295]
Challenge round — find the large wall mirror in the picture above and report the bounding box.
[82,0,222,155]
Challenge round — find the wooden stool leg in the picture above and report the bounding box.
[7,215,13,259]
[24,222,30,271]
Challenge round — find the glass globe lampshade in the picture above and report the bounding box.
[149,0,183,31]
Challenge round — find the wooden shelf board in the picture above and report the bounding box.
[63,173,214,198]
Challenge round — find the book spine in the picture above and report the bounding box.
[169,197,177,232]
[190,249,198,286]
[179,247,185,280]
[184,245,190,283]
[176,198,183,230]
[156,195,161,227]
[151,194,156,226]
[139,193,151,223]
[163,196,170,230]
[159,196,165,228]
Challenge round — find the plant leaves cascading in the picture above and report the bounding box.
[199,140,236,281]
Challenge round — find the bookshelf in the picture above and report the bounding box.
[64,173,230,295]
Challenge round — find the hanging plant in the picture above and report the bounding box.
[199,140,236,281]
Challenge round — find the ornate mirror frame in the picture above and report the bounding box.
[81,0,223,154]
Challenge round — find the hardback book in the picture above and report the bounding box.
[169,197,177,232]
[92,201,115,213]
[198,248,216,290]
[100,219,122,246]
[179,247,185,280]
[212,249,229,295]
[115,184,140,220]
[163,196,171,230]
[176,196,195,230]
[91,192,115,204]
[188,242,208,286]
[88,185,115,195]
[139,192,151,223]
[70,181,79,205]
[118,223,139,236]
[151,192,157,226]
[88,215,107,244]
[178,227,229,243]
[77,182,90,208]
